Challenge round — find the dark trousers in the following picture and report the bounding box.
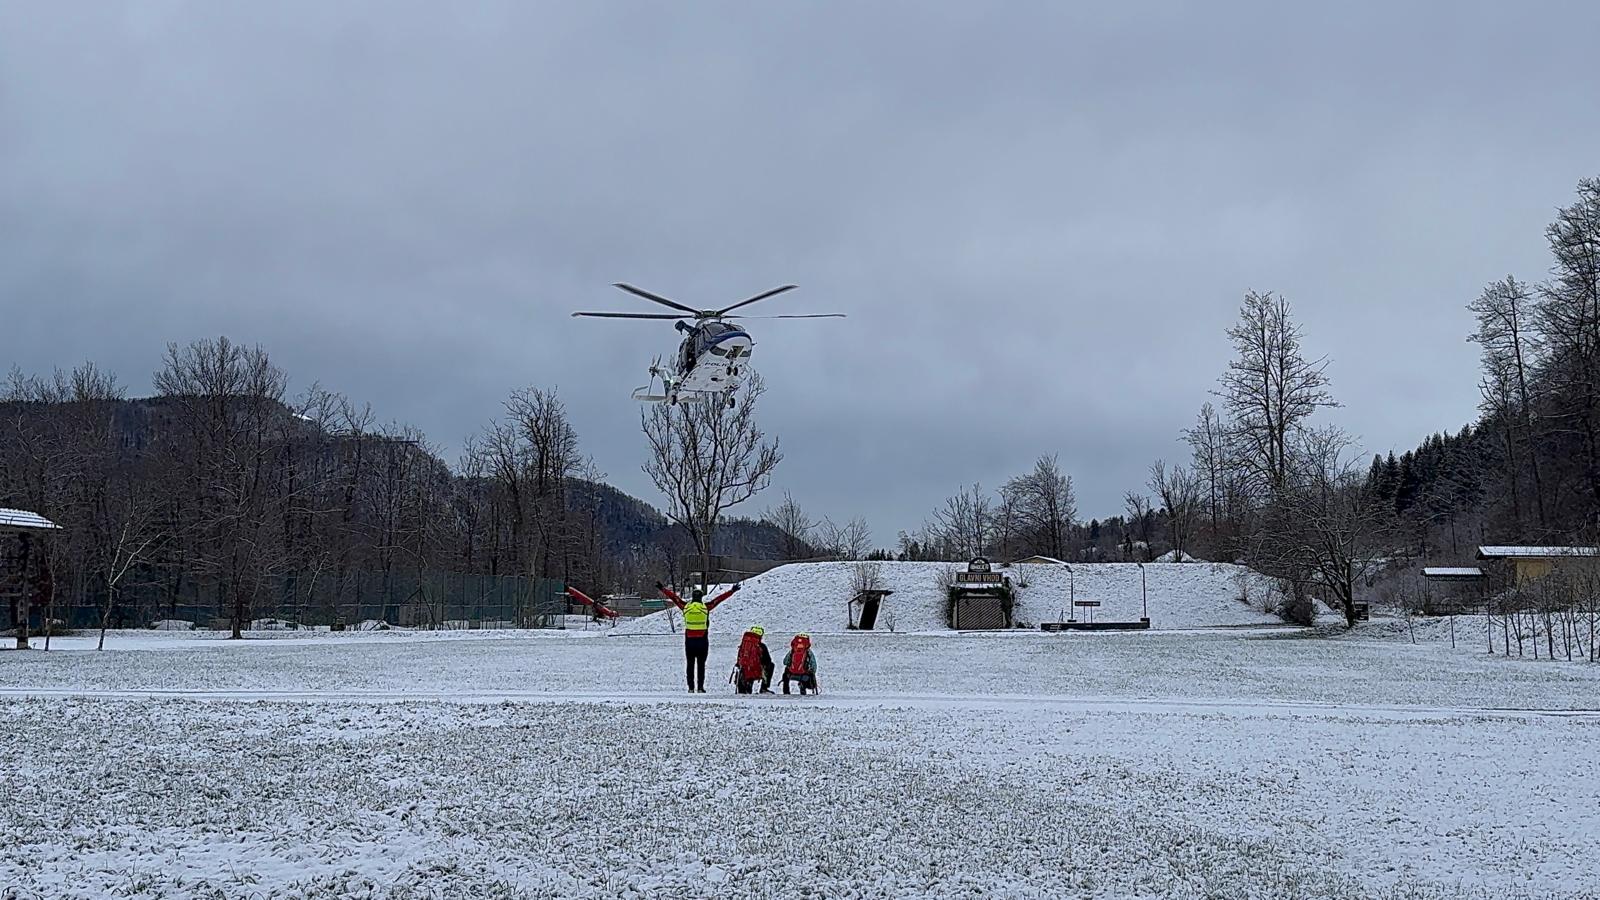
[684,635,709,690]
[782,672,817,694]
[735,661,774,694]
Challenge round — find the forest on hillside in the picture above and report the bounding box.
[0,344,802,635]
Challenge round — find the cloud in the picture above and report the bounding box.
[4,1,1597,542]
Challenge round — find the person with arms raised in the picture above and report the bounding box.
[655,581,739,693]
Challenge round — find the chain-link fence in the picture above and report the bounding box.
[11,569,568,631]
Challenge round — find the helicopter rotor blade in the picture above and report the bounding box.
[715,284,799,316]
[724,313,846,319]
[613,283,700,315]
[572,311,692,319]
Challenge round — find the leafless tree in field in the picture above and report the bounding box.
[818,516,873,561]
[1002,455,1076,560]
[96,484,160,650]
[1149,460,1202,561]
[154,337,290,639]
[1251,427,1392,627]
[929,484,992,560]
[763,491,816,559]
[851,559,884,595]
[641,375,782,591]
[1216,291,1338,496]
[1123,492,1153,561]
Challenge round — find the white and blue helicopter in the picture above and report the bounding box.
[573,283,844,406]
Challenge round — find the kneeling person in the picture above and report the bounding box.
[782,633,820,695]
[733,626,774,694]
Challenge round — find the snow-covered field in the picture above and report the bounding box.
[4,628,1600,898]
[616,560,1302,635]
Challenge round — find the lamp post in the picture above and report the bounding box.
[1064,564,1075,622]
[1138,562,1148,621]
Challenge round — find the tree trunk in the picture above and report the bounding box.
[15,589,30,650]
[98,586,117,651]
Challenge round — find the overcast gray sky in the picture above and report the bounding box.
[4,2,1597,544]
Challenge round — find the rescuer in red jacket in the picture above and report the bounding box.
[656,581,739,693]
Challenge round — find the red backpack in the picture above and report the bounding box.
[787,634,811,674]
[736,631,765,678]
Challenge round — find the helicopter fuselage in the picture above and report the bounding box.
[669,319,753,397]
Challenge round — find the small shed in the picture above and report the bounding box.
[848,589,894,630]
[1,508,62,648]
[0,508,60,534]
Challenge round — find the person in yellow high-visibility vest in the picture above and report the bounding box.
[656,581,739,692]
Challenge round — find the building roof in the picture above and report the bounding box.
[1476,546,1600,560]
[0,508,61,531]
[1421,566,1484,580]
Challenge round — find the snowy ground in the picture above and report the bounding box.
[4,629,1600,898]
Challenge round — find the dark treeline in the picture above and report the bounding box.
[0,337,792,637]
[1373,178,1600,550]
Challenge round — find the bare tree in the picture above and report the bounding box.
[1252,427,1392,628]
[641,376,782,591]
[1122,492,1154,561]
[929,483,992,559]
[817,516,873,561]
[504,387,580,578]
[1185,402,1229,530]
[96,485,161,650]
[153,337,290,639]
[1536,177,1600,508]
[1002,455,1076,559]
[763,491,816,559]
[1149,460,1202,561]
[1216,292,1338,495]
[851,559,884,595]
[1470,276,1547,531]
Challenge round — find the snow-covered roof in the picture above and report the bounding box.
[1422,567,1484,579]
[0,508,60,531]
[1476,546,1600,560]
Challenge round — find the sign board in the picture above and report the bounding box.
[956,571,1004,585]
[1073,600,1101,608]
[1353,602,1370,622]
[967,557,992,574]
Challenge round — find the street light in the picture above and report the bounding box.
[1064,563,1074,622]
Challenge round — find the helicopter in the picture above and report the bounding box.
[573,283,844,406]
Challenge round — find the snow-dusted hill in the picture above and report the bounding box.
[612,560,1291,635]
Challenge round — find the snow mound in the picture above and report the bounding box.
[1153,550,1202,563]
[249,618,299,631]
[148,619,195,631]
[612,561,1289,635]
